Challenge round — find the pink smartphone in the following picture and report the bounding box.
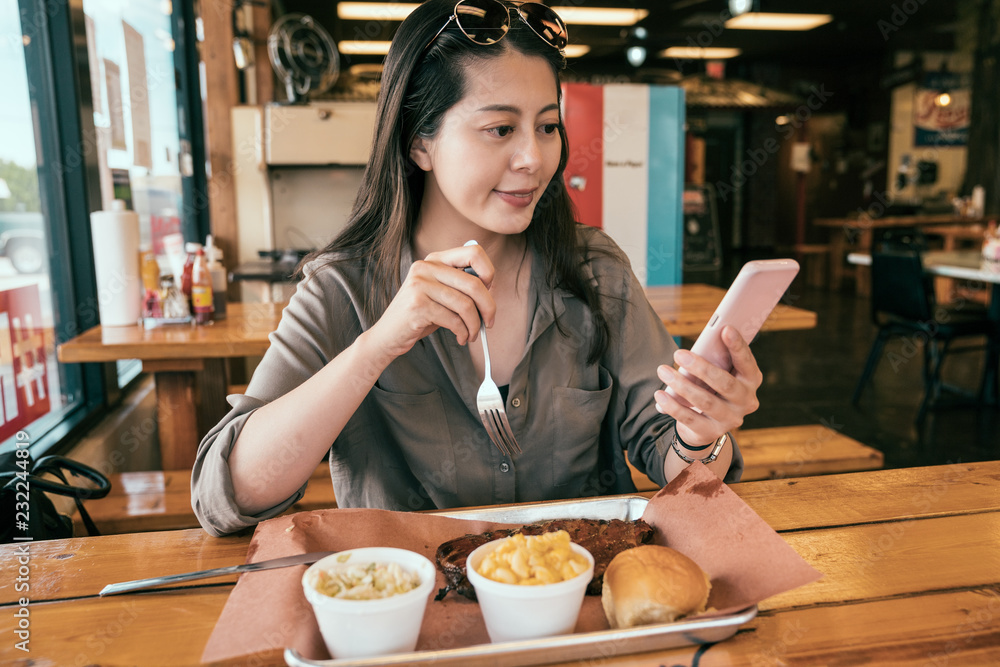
[666,258,799,407]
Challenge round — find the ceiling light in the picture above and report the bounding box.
[725,13,833,31]
[935,92,952,107]
[660,47,742,59]
[338,40,392,55]
[337,3,647,26]
[563,44,591,58]
[626,46,646,67]
[337,2,418,21]
[551,8,648,26]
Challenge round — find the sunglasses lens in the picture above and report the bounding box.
[518,3,568,49]
[454,0,511,45]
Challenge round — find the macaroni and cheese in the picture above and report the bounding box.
[475,530,590,586]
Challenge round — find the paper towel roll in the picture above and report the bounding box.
[91,200,142,327]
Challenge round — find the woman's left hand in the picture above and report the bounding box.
[653,325,763,446]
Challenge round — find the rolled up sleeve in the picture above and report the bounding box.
[190,395,309,536]
[190,259,356,536]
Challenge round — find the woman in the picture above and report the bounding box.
[192,0,762,536]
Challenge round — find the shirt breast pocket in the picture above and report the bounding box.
[369,385,457,495]
[550,365,613,488]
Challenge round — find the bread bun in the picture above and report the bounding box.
[601,545,710,628]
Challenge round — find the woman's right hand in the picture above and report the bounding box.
[365,243,497,359]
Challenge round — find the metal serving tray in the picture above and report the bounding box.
[437,494,651,523]
[284,496,757,667]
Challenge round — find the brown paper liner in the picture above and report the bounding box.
[202,462,822,662]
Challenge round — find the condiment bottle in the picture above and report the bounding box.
[205,235,228,319]
[139,244,162,318]
[181,242,202,299]
[160,275,189,319]
[191,247,214,324]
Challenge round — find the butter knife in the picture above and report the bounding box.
[99,551,335,597]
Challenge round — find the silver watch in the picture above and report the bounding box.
[671,432,729,464]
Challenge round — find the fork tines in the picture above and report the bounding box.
[479,406,521,457]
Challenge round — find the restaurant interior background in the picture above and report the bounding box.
[0,0,997,481]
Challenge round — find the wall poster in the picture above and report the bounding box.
[913,71,970,147]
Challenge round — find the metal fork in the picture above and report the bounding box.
[463,249,521,457]
[473,318,521,457]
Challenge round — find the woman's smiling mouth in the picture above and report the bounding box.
[493,188,537,208]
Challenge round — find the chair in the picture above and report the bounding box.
[852,230,994,420]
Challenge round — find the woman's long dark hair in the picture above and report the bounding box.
[306,0,609,362]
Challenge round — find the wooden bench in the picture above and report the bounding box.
[74,424,882,535]
[73,464,339,535]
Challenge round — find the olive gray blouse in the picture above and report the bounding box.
[191,226,743,536]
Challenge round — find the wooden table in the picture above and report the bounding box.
[2,461,997,665]
[644,283,817,338]
[57,303,284,469]
[56,287,816,471]
[813,214,983,293]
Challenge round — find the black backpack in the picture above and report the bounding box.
[1,455,111,543]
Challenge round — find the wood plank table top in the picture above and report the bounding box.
[56,302,284,363]
[2,461,997,666]
[812,215,986,293]
[644,283,817,338]
[56,303,286,469]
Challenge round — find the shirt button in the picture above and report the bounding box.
[511,398,521,408]
[499,462,510,473]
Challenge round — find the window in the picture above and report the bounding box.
[0,0,206,465]
[0,0,90,460]
[81,0,188,387]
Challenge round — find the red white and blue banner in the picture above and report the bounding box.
[562,83,685,286]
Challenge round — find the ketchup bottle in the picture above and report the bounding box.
[180,242,202,299]
[191,247,214,324]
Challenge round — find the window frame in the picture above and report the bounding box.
[0,0,107,467]
[1,0,207,467]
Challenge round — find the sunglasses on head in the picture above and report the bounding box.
[426,0,569,52]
